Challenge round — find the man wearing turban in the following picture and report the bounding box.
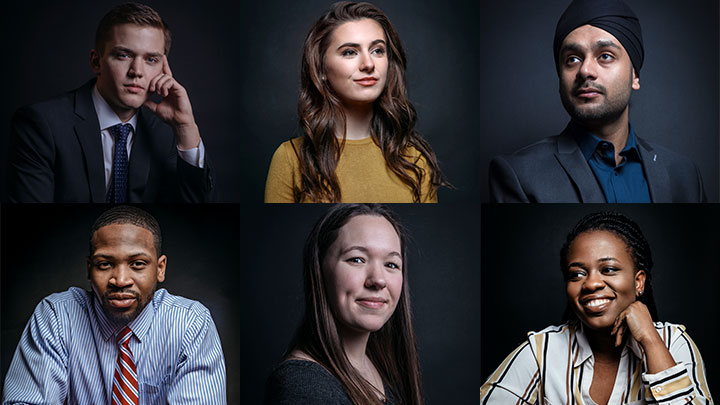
[489,0,706,203]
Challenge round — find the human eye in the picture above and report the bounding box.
[565,55,581,66]
[385,261,401,271]
[147,56,160,64]
[568,268,586,280]
[601,266,619,274]
[130,260,148,270]
[341,48,358,57]
[346,257,365,264]
[371,46,386,56]
[113,50,130,60]
[95,261,112,270]
[598,53,615,62]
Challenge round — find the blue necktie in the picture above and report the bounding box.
[107,123,132,203]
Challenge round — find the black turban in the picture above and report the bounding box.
[553,0,643,75]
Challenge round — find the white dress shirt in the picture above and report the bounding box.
[91,85,205,196]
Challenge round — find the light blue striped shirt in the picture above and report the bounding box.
[2,287,226,404]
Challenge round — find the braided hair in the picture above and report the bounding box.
[559,211,658,322]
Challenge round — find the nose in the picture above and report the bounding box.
[578,57,597,81]
[364,261,387,290]
[582,270,605,292]
[109,265,133,288]
[128,57,144,78]
[359,51,375,73]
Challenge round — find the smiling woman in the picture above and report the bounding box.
[264,1,449,203]
[480,212,713,404]
[264,204,424,404]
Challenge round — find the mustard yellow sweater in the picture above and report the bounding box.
[264,137,437,203]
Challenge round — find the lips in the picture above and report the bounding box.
[354,77,378,86]
[124,84,144,94]
[575,87,603,99]
[107,293,137,309]
[580,296,614,314]
[356,296,387,309]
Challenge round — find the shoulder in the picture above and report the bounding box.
[14,82,90,119]
[652,321,691,345]
[265,360,351,404]
[637,137,699,173]
[270,137,303,164]
[526,323,575,351]
[152,288,213,324]
[491,135,563,168]
[38,287,92,314]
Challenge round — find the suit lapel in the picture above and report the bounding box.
[127,109,153,202]
[554,127,605,202]
[637,137,671,203]
[73,81,106,203]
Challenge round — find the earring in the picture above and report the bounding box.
[637,290,643,296]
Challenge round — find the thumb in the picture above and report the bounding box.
[143,99,159,113]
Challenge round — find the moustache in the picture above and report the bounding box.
[103,289,140,300]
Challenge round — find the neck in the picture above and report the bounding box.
[97,84,136,123]
[339,103,374,140]
[576,107,630,165]
[585,326,623,363]
[340,326,372,369]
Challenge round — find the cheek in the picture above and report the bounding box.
[388,273,403,301]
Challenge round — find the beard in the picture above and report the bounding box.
[99,287,154,323]
[560,76,633,127]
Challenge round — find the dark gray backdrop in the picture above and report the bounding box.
[1,1,243,201]
[0,204,241,403]
[481,204,720,397]
[479,0,720,202]
[241,204,481,404]
[240,0,481,202]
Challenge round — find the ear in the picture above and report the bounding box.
[90,49,101,74]
[634,269,646,297]
[156,255,167,283]
[631,68,640,91]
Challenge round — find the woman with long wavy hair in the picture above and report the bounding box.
[265,204,424,404]
[264,2,448,203]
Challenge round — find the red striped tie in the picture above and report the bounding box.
[112,326,139,405]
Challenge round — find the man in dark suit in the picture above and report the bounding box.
[6,3,215,203]
[489,0,706,203]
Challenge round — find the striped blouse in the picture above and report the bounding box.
[2,287,226,404]
[480,321,712,404]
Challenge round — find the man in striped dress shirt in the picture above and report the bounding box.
[2,206,227,404]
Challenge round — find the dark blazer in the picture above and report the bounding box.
[6,79,215,202]
[489,124,706,203]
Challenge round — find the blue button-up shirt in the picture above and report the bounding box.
[2,287,227,404]
[572,122,651,203]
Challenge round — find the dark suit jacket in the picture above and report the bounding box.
[6,79,216,202]
[489,124,706,203]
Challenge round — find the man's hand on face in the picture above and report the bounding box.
[143,55,201,150]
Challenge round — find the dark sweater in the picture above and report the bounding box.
[264,360,397,404]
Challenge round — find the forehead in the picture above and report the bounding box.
[329,18,386,46]
[568,230,630,258]
[92,223,155,254]
[334,215,400,251]
[561,24,627,54]
[103,23,165,53]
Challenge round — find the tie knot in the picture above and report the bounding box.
[117,326,133,345]
[109,123,133,142]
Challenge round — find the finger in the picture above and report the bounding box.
[154,76,172,96]
[162,55,173,77]
[143,99,158,113]
[160,78,176,97]
[149,73,165,93]
[615,325,624,347]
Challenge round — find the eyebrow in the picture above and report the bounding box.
[567,257,619,268]
[341,245,401,259]
[336,39,386,51]
[91,252,152,260]
[561,40,622,55]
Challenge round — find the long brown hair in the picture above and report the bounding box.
[295,2,448,202]
[289,204,424,404]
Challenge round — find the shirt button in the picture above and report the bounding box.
[654,387,663,393]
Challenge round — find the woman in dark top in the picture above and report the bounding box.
[265,204,424,404]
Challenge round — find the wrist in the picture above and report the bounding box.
[174,122,200,150]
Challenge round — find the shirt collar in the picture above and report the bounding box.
[570,121,642,162]
[572,321,644,368]
[91,289,158,343]
[91,84,138,132]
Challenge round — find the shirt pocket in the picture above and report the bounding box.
[139,373,171,404]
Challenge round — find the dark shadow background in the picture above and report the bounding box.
[0,204,241,403]
[481,204,720,397]
[0,1,243,201]
[478,0,720,202]
[239,0,481,202]
[241,204,481,404]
